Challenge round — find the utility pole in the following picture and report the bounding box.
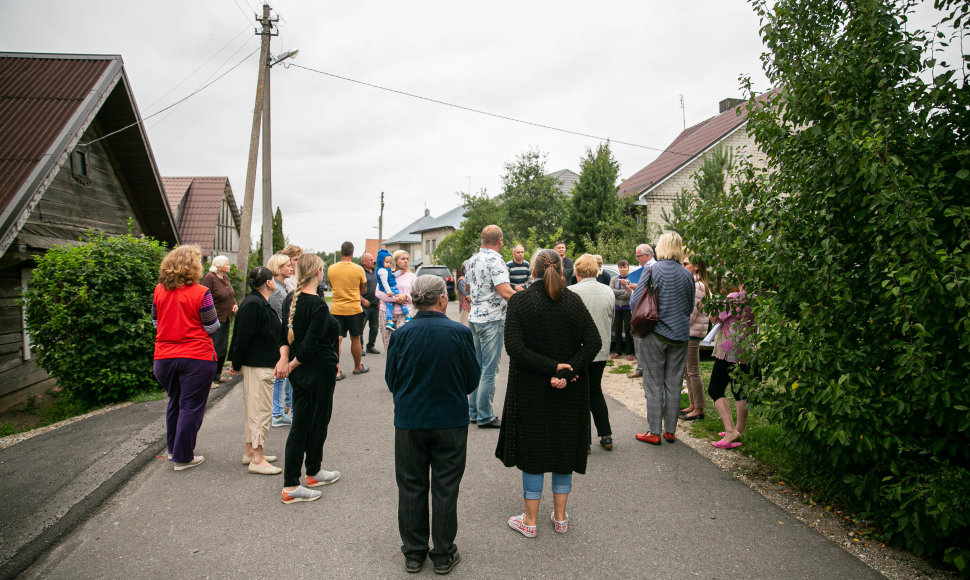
[378,191,384,247]
[236,4,274,276]
[260,45,274,265]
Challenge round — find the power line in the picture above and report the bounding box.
[81,47,260,147]
[145,24,253,111]
[229,0,257,26]
[287,63,693,157]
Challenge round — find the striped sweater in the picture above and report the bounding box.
[630,259,695,342]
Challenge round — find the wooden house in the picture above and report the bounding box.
[0,53,179,409]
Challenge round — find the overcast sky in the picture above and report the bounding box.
[2,0,777,254]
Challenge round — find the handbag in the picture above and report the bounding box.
[630,265,658,338]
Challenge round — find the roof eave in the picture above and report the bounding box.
[636,121,748,203]
[0,56,124,257]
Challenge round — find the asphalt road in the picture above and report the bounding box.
[20,303,880,579]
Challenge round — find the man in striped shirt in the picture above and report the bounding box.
[506,245,530,291]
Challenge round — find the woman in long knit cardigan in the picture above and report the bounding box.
[496,249,601,538]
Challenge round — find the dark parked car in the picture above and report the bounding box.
[415,265,456,300]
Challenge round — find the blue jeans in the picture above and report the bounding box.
[272,377,293,418]
[468,319,503,422]
[522,471,572,500]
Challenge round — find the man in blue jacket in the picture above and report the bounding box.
[624,243,655,378]
[386,275,481,575]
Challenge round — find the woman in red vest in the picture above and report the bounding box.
[152,245,220,471]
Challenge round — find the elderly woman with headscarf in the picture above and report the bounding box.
[496,249,601,538]
[228,267,285,475]
[152,245,219,471]
[201,255,238,385]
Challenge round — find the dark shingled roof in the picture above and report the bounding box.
[0,52,179,255]
[161,177,240,258]
[617,89,782,199]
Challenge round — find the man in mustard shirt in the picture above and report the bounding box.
[327,241,368,379]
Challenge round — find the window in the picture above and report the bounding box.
[71,147,90,184]
[426,239,431,254]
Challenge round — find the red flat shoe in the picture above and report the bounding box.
[635,432,661,445]
[663,432,676,443]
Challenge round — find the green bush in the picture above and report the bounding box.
[683,0,970,570]
[23,231,168,406]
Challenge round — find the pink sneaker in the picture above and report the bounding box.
[550,511,569,534]
[508,513,537,538]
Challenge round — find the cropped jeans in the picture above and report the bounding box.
[522,471,572,500]
[468,319,503,423]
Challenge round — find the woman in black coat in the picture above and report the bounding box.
[496,249,601,538]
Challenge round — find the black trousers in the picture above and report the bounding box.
[210,321,230,380]
[283,365,337,487]
[588,361,613,438]
[362,304,380,349]
[613,309,633,355]
[395,426,467,565]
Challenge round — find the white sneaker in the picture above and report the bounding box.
[282,486,321,504]
[173,455,204,471]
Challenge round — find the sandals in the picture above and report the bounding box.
[353,365,370,375]
[712,439,742,449]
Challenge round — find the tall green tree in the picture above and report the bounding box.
[499,149,567,243]
[272,207,285,253]
[567,142,620,252]
[683,0,970,568]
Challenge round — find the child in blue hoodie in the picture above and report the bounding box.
[376,249,411,330]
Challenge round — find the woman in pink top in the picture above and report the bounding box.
[375,250,416,350]
[152,246,221,471]
[709,282,754,449]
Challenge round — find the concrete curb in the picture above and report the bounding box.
[0,376,241,580]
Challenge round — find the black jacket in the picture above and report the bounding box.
[229,292,283,370]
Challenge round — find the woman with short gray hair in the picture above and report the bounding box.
[201,255,237,385]
[386,274,480,574]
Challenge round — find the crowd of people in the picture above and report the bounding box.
[149,226,753,575]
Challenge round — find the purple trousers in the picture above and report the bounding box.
[154,358,216,463]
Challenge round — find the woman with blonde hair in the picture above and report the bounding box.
[201,255,237,385]
[630,232,696,445]
[277,253,341,503]
[375,250,416,350]
[152,245,219,471]
[497,249,601,537]
[267,253,294,427]
[571,254,616,451]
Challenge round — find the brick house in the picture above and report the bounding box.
[618,97,772,236]
[411,205,466,267]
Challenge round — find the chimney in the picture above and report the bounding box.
[719,98,744,113]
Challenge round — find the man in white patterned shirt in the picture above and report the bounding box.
[465,225,515,428]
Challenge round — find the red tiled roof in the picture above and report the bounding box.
[617,99,755,198]
[162,177,238,257]
[0,55,111,217]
